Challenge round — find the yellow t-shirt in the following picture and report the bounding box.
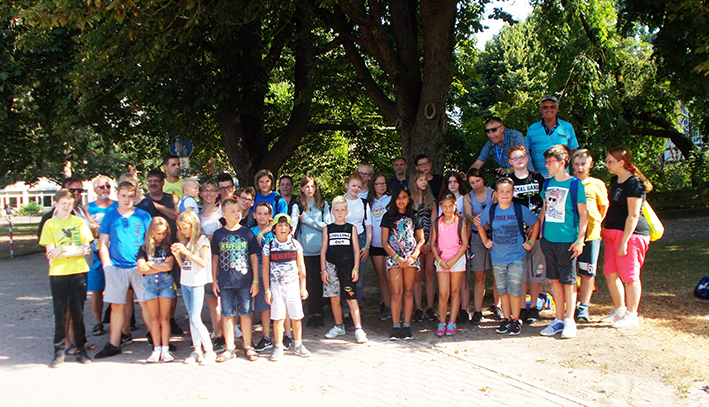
[163,179,183,198]
[39,216,94,276]
[582,177,609,241]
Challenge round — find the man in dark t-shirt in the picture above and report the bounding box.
[414,154,445,198]
[136,169,179,242]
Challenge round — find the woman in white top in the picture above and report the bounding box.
[197,182,222,344]
[367,172,393,320]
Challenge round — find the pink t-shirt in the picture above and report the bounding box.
[436,216,463,262]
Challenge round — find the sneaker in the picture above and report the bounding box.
[412,308,424,323]
[402,326,414,341]
[147,350,161,363]
[526,308,540,324]
[471,311,483,325]
[445,322,457,336]
[355,328,368,344]
[76,349,92,364]
[435,323,446,337]
[146,333,153,347]
[378,307,392,321]
[254,336,274,352]
[508,320,522,336]
[519,309,529,323]
[170,319,184,335]
[216,348,236,363]
[456,309,470,324]
[612,312,639,328]
[561,318,577,339]
[491,305,505,321]
[161,350,175,362]
[270,345,284,361]
[120,333,132,346]
[50,352,65,368]
[294,343,312,358]
[496,319,511,334]
[577,307,590,323]
[540,318,564,336]
[95,343,121,359]
[234,324,243,339]
[425,308,438,321]
[92,323,105,336]
[213,336,226,349]
[343,315,355,331]
[389,327,402,341]
[201,351,217,366]
[183,351,202,364]
[325,325,346,339]
[601,307,627,324]
[283,335,293,350]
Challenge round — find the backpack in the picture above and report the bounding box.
[359,198,369,231]
[541,176,580,235]
[694,275,709,299]
[293,200,327,238]
[432,214,464,245]
[642,201,664,242]
[489,201,526,240]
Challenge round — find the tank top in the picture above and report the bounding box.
[469,187,493,235]
[437,216,462,262]
[418,203,432,241]
[325,223,355,266]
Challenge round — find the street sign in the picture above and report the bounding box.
[169,136,193,158]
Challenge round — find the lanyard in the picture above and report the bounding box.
[494,132,506,164]
[542,121,559,136]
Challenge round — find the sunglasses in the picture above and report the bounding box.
[69,188,85,193]
[96,185,111,190]
[485,126,501,133]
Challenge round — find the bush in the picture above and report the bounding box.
[16,201,43,216]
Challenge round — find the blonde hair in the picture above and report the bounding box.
[176,211,203,254]
[409,170,435,211]
[182,178,199,190]
[144,217,172,258]
[331,196,347,208]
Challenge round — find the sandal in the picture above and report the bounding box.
[245,347,258,362]
[216,348,236,363]
[92,323,105,336]
[65,345,77,355]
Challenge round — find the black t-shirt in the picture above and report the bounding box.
[510,171,546,215]
[325,222,356,266]
[604,176,650,236]
[428,174,446,199]
[380,212,423,257]
[136,194,177,242]
[137,245,172,265]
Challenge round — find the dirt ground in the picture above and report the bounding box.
[3,215,709,406]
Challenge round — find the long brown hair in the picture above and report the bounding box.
[144,217,172,257]
[409,170,435,212]
[297,176,324,212]
[608,147,653,192]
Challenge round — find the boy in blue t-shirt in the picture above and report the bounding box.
[250,201,276,352]
[538,145,588,339]
[478,178,540,336]
[211,198,260,362]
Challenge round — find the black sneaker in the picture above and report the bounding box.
[456,309,470,324]
[389,327,402,341]
[170,319,185,335]
[496,319,511,334]
[508,320,522,336]
[425,308,438,321]
[412,308,424,323]
[50,352,65,368]
[491,305,505,321]
[519,308,529,323]
[254,336,274,352]
[526,308,540,324]
[471,311,483,325]
[76,350,92,364]
[95,343,121,359]
[283,335,292,350]
[402,326,414,341]
[121,333,132,346]
[343,315,355,331]
[213,336,226,349]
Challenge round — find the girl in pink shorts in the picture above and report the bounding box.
[601,147,652,328]
[431,193,469,336]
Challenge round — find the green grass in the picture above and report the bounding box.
[642,238,709,294]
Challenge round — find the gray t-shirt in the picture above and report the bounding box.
[262,237,302,284]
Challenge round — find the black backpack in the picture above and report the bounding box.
[488,201,526,239]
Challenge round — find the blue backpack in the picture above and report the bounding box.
[694,275,709,299]
[541,176,580,235]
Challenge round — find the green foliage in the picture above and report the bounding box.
[17,201,42,216]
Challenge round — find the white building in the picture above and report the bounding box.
[1,177,115,212]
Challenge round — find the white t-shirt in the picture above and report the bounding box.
[344,196,372,235]
[200,207,222,237]
[179,235,213,287]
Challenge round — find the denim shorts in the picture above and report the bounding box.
[142,272,176,301]
[492,258,525,296]
[219,287,253,318]
[253,281,269,313]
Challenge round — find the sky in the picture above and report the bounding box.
[475,0,534,50]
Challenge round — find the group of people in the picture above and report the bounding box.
[39,95,654,368]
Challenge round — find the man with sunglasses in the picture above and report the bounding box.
[470,117,531,176]
[526,96,579,177]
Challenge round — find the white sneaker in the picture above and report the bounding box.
[200,351,217,366]
[271,345,284,362]
[601,307,626,323]
[184,351,202,364]
[612,312,639,328]
[161,351,175,363]
[355,328,368,344]
[294,343,311,358]
[561,318,577,339]
[146,350,161,363]
[324,325,346,339]
[234,324,243,339]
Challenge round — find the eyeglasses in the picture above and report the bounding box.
[509,155,526,162]
[218,185,234,191]
[541,104,557,110]
[96,185,111,190]
[358,172,372,177]
[485,126,501,133]
[545,159,561,165]
[239,196,254,202]
[69,188,85,194]
[416,161,431,167]
[374,182,387,187]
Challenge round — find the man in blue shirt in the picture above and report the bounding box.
[470,117,532,176]
[526,96,579,176]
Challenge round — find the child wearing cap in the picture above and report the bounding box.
[262,213,311,361]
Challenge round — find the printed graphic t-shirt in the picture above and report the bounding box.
[39,215,94,276]
[541,177,587,243]
[211,226,259,289]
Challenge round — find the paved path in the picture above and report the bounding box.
[0,253,591,407]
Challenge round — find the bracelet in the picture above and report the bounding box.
[507,168,512,174]
[364,245,370,249]
[436,259,442,267]
[252,280,259,284]
[353,268,359,272]
[264,290,270,294]
[393,254,399,261]
[576,239,585,246]
[425,241,431,245]
[527,240,535,246]
[257,233,264,238]
[188,253,193,261]
[60,246,64,252]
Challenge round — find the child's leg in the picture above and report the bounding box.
[413,268,423,309]
[510,295,522,320]
[388,268,404,325]
[284,315,292,337]
[492,263,511,319]
[50,276,70,351]
[403,267,417,324]
[67,274,88,349]
[491,274,502,307]
[272,319,285,345]
[530,282,542,309]
[123,289,134,335]
[239,315,253,350]
[330,297,343,324]
[473,270,486,312]
[563,284,576,319]
[137,301,153,338]
[205,288,222,338]
[91,291,104,328]
[579,275,594,304]
[508,259,525,320]
[222,317,235,349]
[499,293,511,319]
[144,298,162,346]
[449,272,464,322]
[424,252,436,309]
[346,299,362,327]
[291,318,303,341]
[262,310,271,338]
[460,277,470,314]
[551,280,566,320]
[158,297,172,348]
[437,272,450,324]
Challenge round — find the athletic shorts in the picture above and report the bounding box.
[467,232,491,272]
[540,237,577,285]
[104,265,145,304]
[323,261,358,299]
[270,280,304,321]
[602,229,650,283]
[370,246,386,257]
[523,242,547,284]
[578,239,602,277]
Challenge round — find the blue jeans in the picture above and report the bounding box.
[181,285,213,352]
[492,259,525,296]
[343,232,367,314]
